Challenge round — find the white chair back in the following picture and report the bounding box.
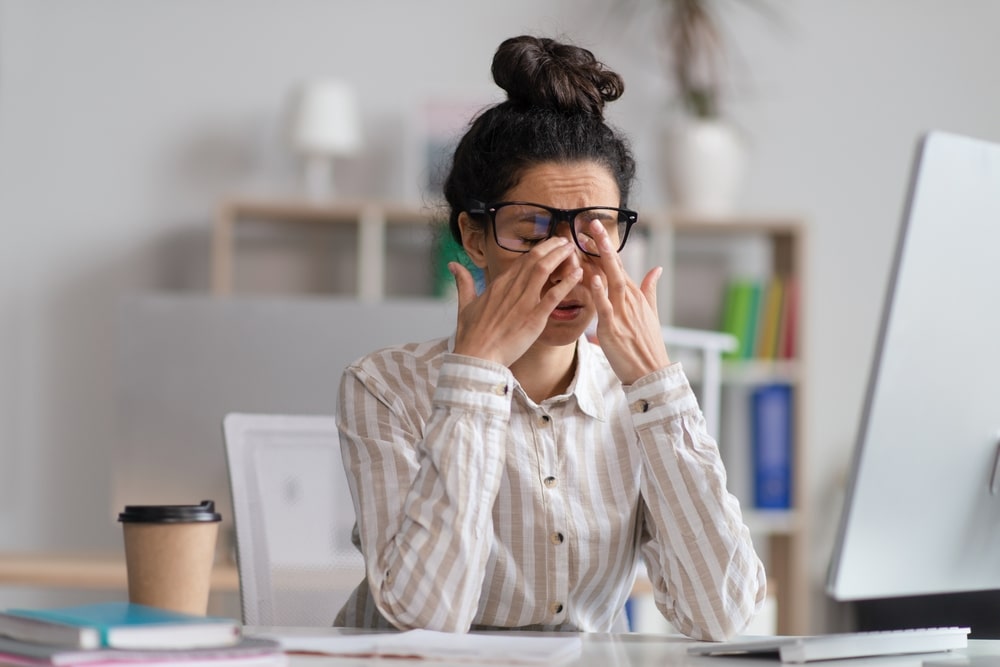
[662,325,738,439]
[223,412,364,626]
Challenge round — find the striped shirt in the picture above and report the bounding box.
[335,335,766,640]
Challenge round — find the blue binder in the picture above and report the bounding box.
[751,383,793,509]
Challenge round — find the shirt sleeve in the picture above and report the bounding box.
[626,363,768,641]
[337,352,512,632]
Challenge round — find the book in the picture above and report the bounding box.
[267,629,582,665]
[0,634,283,666]
[777,275,799,359]
[751,383,794,509]
[755,276,785,359]
[720,278,758,360]
[0,603,240,650]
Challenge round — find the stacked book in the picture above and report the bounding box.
[0,602,285,667]
[719,275,799,361]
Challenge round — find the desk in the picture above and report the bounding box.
[248,627,1000,667]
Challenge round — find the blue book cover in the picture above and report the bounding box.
[1,602,240,649]
[751,383,793,509]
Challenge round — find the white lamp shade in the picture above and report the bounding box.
[291,80,363,156]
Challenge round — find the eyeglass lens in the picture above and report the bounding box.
[493,204,627,255]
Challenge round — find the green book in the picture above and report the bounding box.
[742,280,763,359]
[721,279,756,360]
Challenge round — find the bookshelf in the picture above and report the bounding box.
[211,197,438,299]
[646,212,809,636]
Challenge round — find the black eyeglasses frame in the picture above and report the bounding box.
[466,200,639,257]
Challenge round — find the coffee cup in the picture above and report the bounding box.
[118,500,222,616]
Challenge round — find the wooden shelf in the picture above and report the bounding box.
[211,197,435,300]
[650,212,809,636]
[0,552,238,591]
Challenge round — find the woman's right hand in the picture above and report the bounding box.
[449,237,583,367]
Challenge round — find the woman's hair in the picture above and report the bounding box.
[443,35,636,243]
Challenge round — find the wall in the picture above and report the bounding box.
[1,0,999,630]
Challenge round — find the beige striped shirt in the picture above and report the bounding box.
[335,335,766,640]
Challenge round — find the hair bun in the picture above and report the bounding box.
[491,35,624,117]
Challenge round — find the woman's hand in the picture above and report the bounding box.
[587,220,671,384]
[449,237,583,367]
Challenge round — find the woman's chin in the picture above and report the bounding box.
[539,317,591,346]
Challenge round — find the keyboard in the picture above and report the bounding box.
[686,627,970,663]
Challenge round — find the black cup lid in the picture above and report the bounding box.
[118,499,221,523]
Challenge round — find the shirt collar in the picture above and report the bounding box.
[567,334,607,421]
[447,332,607,421]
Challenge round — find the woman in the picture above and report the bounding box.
[335,35,765,640]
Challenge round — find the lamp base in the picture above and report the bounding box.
[302,155,335,201]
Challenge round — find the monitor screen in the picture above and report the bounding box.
[827,131,1000,604]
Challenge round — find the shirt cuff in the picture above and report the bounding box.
[625,362,701,428]
[432,353,514,417]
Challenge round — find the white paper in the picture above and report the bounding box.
[269,629,582,664]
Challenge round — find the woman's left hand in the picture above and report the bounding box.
[587,220,671,385]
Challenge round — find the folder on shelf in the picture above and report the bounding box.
[751,383,794,509]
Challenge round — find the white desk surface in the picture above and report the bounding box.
[246,627,1000,667]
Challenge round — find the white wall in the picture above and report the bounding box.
[1,0,999,631]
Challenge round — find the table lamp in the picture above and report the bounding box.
[290,79,362,200]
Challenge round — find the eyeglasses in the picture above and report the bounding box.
[467,200,638,257]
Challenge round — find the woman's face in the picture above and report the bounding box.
[460,160,622,348]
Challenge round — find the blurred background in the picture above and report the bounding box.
[1,0,998,635]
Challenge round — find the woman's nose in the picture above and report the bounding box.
[549,246,582,285]
[553,222,575,243]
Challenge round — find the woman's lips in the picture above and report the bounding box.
[550,301,584,321]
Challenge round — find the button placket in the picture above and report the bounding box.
[533,401,568,625]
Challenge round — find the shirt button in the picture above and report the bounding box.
[551,602,564,615]
[543,476,558,488]
[550,531,564,545]
[633,399,650,413]
[494,383,509,396]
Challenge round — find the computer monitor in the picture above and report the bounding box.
[826,131,1000,630]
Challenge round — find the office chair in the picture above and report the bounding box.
[661,325,738,439]
[223,412,365,626]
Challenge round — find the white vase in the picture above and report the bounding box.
[662,118,748,216]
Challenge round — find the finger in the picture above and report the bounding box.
[590,273,614,323]
[548,246,581,285]
[589,220,629,291]
[513,238,577,294]
[640,266,663,311]
[536,266,583,314]
[449,262,476,310]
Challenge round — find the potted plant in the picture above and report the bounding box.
[655,0,752,215]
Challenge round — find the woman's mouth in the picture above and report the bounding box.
[550,301,584,321]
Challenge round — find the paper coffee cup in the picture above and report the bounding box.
[119,500,222,616]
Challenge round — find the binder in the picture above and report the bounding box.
[751,383,793,509]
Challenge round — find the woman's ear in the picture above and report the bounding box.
[458,212,488,269]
